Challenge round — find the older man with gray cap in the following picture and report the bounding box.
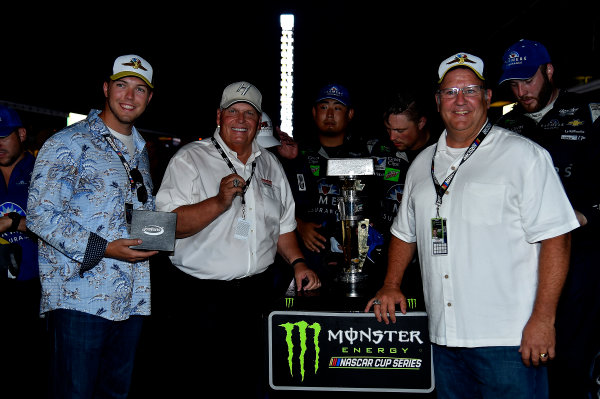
[366,52,578,398]
[155,81,319,397]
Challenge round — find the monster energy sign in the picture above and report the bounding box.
[268,311,433,393]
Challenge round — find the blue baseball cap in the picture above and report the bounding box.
[498,39,551,85]
[0,105,23,138]
[315,84,351,107]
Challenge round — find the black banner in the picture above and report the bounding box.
[268,311,433,393]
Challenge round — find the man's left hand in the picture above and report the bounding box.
[293,262,321,291]
[275,127,298,160]
[519,315,555,367]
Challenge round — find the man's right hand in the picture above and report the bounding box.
[216,173,246,210]
[296,219,327,252]
[105,239,158,263]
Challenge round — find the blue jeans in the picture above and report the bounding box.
[433,344,549,399]
[48,309,144,399]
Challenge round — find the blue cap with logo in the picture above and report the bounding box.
[315,84,351,107]
[498,39,551,85]
[0,105,23,138]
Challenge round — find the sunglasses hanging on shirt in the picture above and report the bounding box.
[103,134,148,204]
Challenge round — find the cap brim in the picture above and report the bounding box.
[221,100,262,113]
[498,65,540,85]
[257,135,281,148]
[316,96,349,106]
[110,72,154,89]
[438,66,485,83]
[0,126,18,137]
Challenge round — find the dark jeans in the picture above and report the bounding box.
[47,309,144,399]
[433,344,548,399]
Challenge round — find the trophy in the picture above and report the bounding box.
[327,158,374,285]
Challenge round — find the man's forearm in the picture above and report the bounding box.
[383,236,417,288]
[531,233,571,322]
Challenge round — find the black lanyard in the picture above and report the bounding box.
[211,137,256,218]
[103,134,138,193]
[430,121,492,217]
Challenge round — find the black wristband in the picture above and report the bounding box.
[290,258,306,267]
[7,212,21,232]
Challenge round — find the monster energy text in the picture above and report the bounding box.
[328,327,424,345]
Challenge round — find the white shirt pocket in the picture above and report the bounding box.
[461,182,506,226]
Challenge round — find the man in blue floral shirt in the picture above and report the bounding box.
[27,54,157,399]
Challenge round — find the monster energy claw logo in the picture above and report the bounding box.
[407,298,417,309]
[285,298,294,308]
[279,321,321,381]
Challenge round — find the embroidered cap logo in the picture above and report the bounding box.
[122,57,148,71]
[236,83,253,96]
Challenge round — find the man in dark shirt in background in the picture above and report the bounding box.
[496,39,600,398]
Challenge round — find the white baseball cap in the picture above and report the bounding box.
[220,81,262,113]
[110,54,154,88]
[256,112,280,148]
[438,52,485,83]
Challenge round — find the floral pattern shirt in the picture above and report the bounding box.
[26,109,154,321]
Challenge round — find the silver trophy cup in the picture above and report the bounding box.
[327,158,374,284]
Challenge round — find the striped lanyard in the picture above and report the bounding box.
[211,137,256,218]
[430,121,492,217]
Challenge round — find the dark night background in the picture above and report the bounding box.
[1,3,599,398]
[2,1,599,144]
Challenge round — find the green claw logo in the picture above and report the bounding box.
[407,298,417,309]
[285,298,294,308]
[279,321,321,381]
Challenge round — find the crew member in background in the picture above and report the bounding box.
[366,89,437,308]
[0,104,43,398]
[496,38,600,398]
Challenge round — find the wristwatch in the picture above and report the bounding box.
[7,212,21,232]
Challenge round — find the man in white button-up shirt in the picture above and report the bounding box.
[365,54,578,398]
[156,81,320,397]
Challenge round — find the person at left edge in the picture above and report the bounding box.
[26,54,158,399]
[0,105,44,398]
[155,81,320,397]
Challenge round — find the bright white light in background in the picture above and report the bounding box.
[67,112,86,125]
[502,102,516,115]
[280,14,294,136]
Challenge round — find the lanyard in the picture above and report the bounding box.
[211,137,256,218]
[103,134,138,192]
[430,121,492,217]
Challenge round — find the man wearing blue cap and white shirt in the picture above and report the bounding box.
[27,54,157,398]
[366,52,579,398]
[496,39,600,398]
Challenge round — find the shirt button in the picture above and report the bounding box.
[444,274,449,279]
[451,166,456,170]
[447,302,452,307]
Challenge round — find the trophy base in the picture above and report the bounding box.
[338,270,368,284]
